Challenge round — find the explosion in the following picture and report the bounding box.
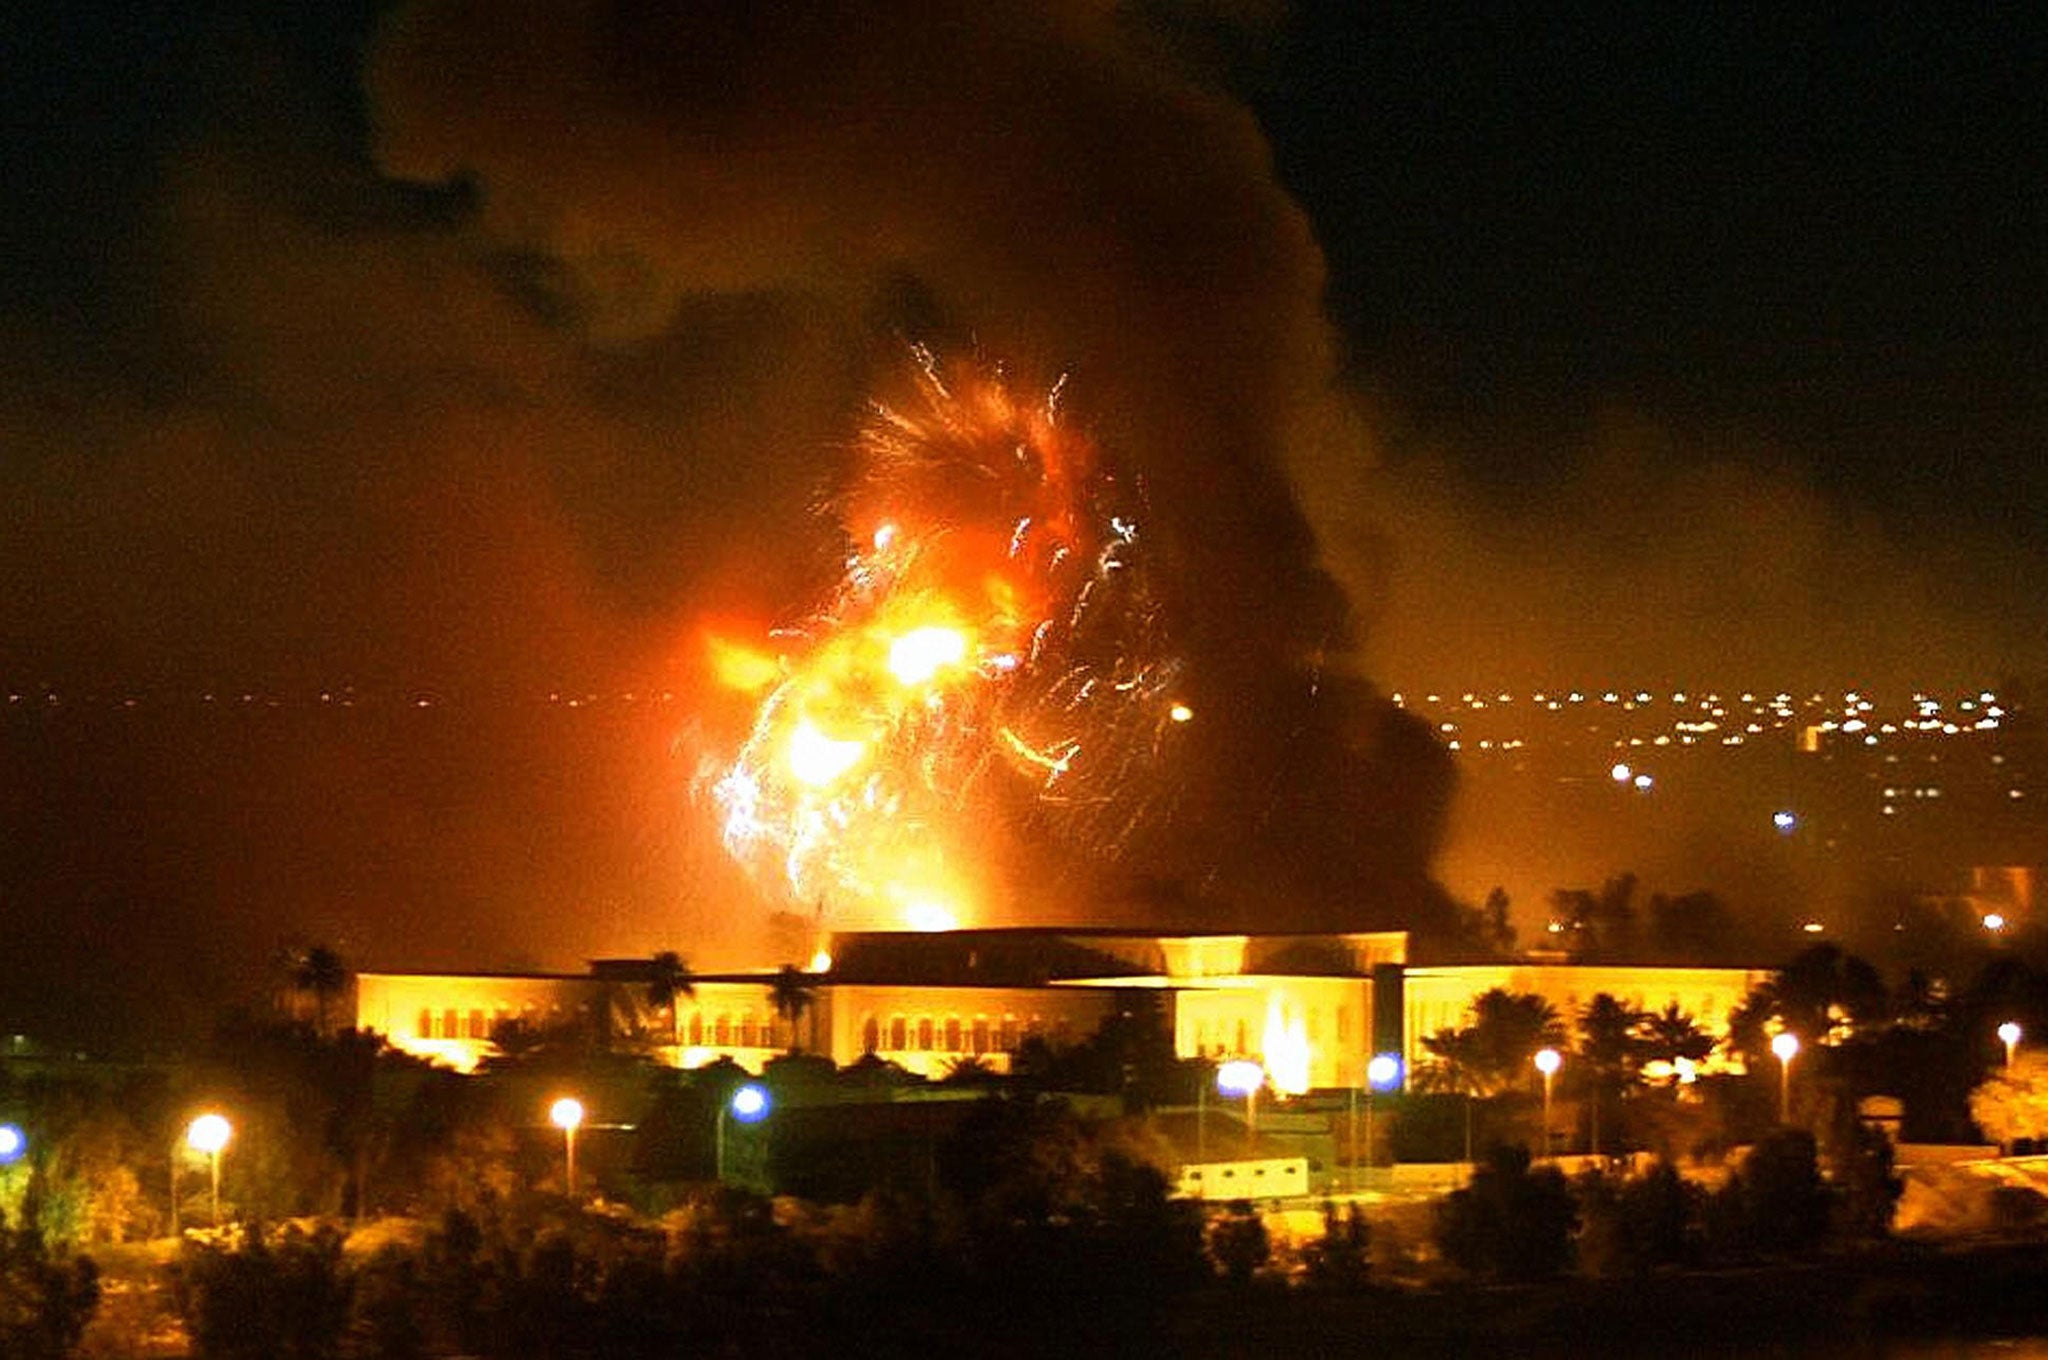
[707,351,1189,932]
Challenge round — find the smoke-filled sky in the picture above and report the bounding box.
[3,2,2044,1044]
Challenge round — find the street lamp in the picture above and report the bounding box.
[2000,1021,2023,1071]
[1360,1053,1401,1187]
[716,1082,772,1183]
[0,1123,25,1167]
[549,1097,584,1198]
[1533,1048,1561,1158]
[1216,1059,1265,1154]
[186,1113,232,1226]
[1771,1031,1800,1124]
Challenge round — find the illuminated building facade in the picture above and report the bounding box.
[356,927,1766,1087]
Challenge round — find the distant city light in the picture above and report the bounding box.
[806,950,833,973]
[1772,810,1797,832]
[1983,913,2008,933]
[549,1097,584,1132]
[1633,773,1654,791]
[1168,702,1194,723]
[1611,763,1632,782]
[1802,921,1825,934]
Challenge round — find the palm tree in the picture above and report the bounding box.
[646,951,695,1050]
[1575,992,1649,1154]
[768,964,818,1052]
[1464,988,1568,1095]
[1641,1002,1714,1070]
[288,945,350,1036]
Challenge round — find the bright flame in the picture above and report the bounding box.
[707,634,782,693]
[787,717,866,788]
[887,626,968,686]
[904,900,959,932]
[705,354,1180,929]
[1261,998,1312,1096]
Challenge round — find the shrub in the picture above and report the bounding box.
[1435,1144,1577,1281]
[0,1212,100,1360]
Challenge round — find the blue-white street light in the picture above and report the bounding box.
[1215,1058,1265,1153]
[1357,1053,1404,1183]
[715,1082,773,1182]
[0,1123,25,1167]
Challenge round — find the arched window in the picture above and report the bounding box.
[417,1008,433,1038]
[971,1019,990,1054]
[916,1018,934,1051]
[741,1015,759,1048]
[889,1017,907,1051]
[442,1009,459,1040]
[944,1018,962,1052]
[862,1016,881,1052]
[998,1017,1018,1051]
[687,1012,703,1046]
[714,1014,732,1046]
[467,1009,486,1039]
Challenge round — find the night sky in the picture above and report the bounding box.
[3,2,2043,1046]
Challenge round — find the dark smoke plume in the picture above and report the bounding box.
[366,0,1454,933]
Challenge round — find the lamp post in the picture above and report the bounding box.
[2000,1021,2023,1071]
[549,1097,584,1198]
[186,1113,232,1226]
[1533,1048,1561,1159]
[1216,1059,1264,1155]
[1771,1031,1800,1124]
[716,1082,772,1183]
[1363,1053,1401,1188]
[0,1123,24,1168]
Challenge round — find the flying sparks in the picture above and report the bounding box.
[705,350,1185,931]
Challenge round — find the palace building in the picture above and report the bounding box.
[354,927,1772,1087]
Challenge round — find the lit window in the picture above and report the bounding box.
[944,1018,962,1051]
[889,1017,907,1050]
[917,1019,934,1051]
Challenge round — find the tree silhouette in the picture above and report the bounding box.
[768,965,817,1052]
[1463,989,1567,1095]
[1575,993,1649,1154]
[286,945,350,1037]
[1549,873,1639,961]
[645,951,695,1050]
